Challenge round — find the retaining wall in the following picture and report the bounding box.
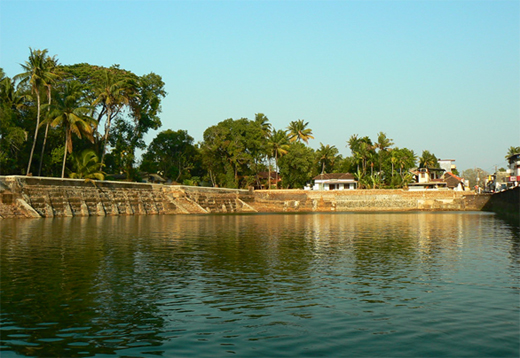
[0,176,256,219]
[253,189,490,212]
[0,176,491,219]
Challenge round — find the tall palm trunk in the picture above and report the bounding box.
[268,156,271,190]
[274,151,279,189]
[26,90,41,175]
[100,107,112,165]
[61,129,70,178]
[37,87,52,176]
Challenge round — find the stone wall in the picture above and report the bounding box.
[0,176,255,219]
[252,189,490,212]
[482,186,519,222]
[0,176,491,219]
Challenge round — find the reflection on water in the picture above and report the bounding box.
[1,212,518,357]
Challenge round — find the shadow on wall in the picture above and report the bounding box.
[483,187,520,225]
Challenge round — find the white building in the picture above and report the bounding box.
[506,153,520,187]
[312,173,357,190]
[438,159,456,173]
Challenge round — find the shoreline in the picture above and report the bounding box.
[0,175,498,219]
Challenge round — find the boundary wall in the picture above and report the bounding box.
[0,176,491,219]
[253,189,489,212]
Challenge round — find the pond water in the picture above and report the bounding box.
[1,212,518,357]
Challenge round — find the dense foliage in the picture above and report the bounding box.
[2,49,516,189]
[0,49,166,179]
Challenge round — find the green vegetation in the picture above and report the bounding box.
[2,49,518,189]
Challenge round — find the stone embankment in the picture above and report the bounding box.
[253,189,489,212]
[0,176,256,219]
[0,175,491,219]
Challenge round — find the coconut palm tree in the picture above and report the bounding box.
[316,143,338,174]
[69,149,104,180]
[419,150,438,168]
[505,146,520,159]
[348,135,374,176]
[286,119,314,144]
[254,113,272,137]
[93,69,135,165]
[267,129,290,189]
[254,113,272,187]
[37,55,61,176]
[374,132,393,177]
[15,48,59,175]
[44,82,97,178]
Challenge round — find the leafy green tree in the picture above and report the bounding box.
[104,118,144,179]
[61,64,166,174]
[334,155,357,174]
[44,81,97,178]
[14,48,59,175]
[141,129,197,183]
[286,119,314,144]
[201,118,265,188]
[461,168,488,188]
[278,142,315,188]
[0,70,27,173]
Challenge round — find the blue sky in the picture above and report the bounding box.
[1,0,518,173]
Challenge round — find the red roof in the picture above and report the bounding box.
[313,173,356,180]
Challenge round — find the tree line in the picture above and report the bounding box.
[1,48,166,179]
[3,49,515,189]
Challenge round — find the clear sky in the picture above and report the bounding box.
[1,0,518,173]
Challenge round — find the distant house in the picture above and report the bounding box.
[443,172,465,191]
[409,167,447,190]
[256,171,282,189]
[312,173,357,190]
[438,159,457,173]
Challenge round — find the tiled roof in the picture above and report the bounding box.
[313,173,355,180]
[445,172,463,181]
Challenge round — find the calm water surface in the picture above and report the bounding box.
[1,212,518,357]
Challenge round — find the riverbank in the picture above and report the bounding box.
[0,175,492,219]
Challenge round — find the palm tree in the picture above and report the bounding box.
[15,48,59,175]
[347,134,374,175]
[0,70,27,110]
[69,149,105,180]
[505,146,520,159]
[374,132,393,178]
[254,113,272,187]
[267,129,290,189]
[397,148,417,178]
[254,113,272,137]
[419,150,438,168]
[37,55,61,176]
[44,82,97,178]
[93,69,135,165]
[286,119,314,144]
[316,143,338,174]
